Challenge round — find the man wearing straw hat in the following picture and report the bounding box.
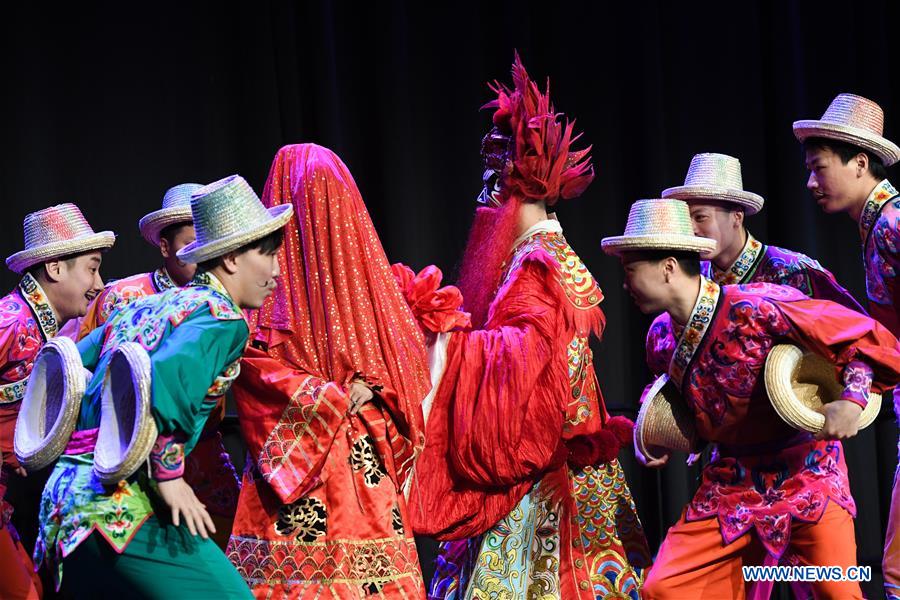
[0,203,114,599]
[795,93,900,598]
[32,175,291,597]
[408,54,651,598]
[602,198,900,599]
[76,182,242,550]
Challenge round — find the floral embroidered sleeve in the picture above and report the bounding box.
[149,311,248,455]
[149,433,186,481]
[840,360,874,409]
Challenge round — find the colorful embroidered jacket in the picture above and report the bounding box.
[859,179,900,336]
[409,221,651,600]
[226,348,425,599]
[34,272,248,587]
[645,278,900,558]
[76,267,176,339]
[648,231,866,376]
[76,266,240,524]
[0,273,59,530]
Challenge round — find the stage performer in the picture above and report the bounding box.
[407,54,652,600]
[603,198,900,599]
[77,182,242,550]
[1,203,113,599]
[33,175,291,597]
[224,143,436,598]
[794,93,900,598]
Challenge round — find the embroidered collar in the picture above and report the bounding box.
[151,268,177,293]
[512,218,563,248]
[709,231,765,285]
[18,273,59,340]
[668,276,721,390]
[190,271,240,313]
[859,179,898,242]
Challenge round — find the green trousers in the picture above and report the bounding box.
[60,515,251,599]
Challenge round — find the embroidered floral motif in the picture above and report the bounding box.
[864,190,900,308]
[101,272,241,355]
[669,277,720,390]
[150,434,185,481]
[859,179,898,242]
[274,496,327,542]
[841,360,873,407]
[205,359,241,398]
[707,233,764,285]
[348,435,387,488]
[151,268,176,293]
[19,273,59,339]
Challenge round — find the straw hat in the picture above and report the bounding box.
[14,337,87,471]
[634,374,698,461]
[662,153,765,215]
[176,175,293,264]
[138,183,203,246]
[6,204,116,274]
[793,93,900,166]
[601,199,717,256]
[93,342,158,485]
[765,344,882,434]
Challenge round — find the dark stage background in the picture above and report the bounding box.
[1,1,898,596]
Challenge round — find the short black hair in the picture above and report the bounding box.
[803,136,888,180]
[158,221,193,246]
[637,249,702,277]
[25,253,89,278]
[196,228,284,273]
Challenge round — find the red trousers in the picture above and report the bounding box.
[0,522,41,600]
[642,503,863,600]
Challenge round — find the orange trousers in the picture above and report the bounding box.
[0,522,41,600]
[642,503,863,600]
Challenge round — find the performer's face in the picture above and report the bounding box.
[477,128,513,207]
[232,247,281,309]
[620,253,668,314]
[44,251,105,321]
[688,202,740,261]
[159,223,197,287]
[804,146,864,214]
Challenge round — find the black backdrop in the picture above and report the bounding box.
[1,1,898,596]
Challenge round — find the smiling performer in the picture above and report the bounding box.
[408,54,651,599]
[603,198,900,600]
[0,203,113,599]
[76,183,242,550]
[795,92,900,599]
[33,176,291,597]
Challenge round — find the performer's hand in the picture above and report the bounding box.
[636,446,671,468]
[349,381,374,415]
[157,477,216,539]
[14,466,26,477]
[816,400,863,440]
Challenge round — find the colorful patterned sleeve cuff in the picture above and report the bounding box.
[150,434,185,481]
[840,360,873,409]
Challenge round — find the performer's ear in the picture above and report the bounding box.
[41,259,64,283]
[220,251,240,274]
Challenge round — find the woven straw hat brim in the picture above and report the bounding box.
[765,344,882,434]
[6,231,116,274]
[14,337,86,471]
[662,185,765,216]
[634,374,697,461]
[793,120,900,166]
[93,342,158,485]
[176,204,293,264]
[602,233,716,256]
[138,207,194,246]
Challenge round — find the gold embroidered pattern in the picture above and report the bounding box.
[348,435,387,488]
[274,497,327,542]
[566,335,594,428]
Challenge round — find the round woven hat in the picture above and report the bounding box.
[601,199,717,256]
[634,374,698,462]
[662,153,765,215]
[138,183,203,246]
[14,337,87,471]
[6,204,116,274]
[765,344,882,434]
[176,175,293,264]
[793,93,900,166]
[93,342,158,485]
